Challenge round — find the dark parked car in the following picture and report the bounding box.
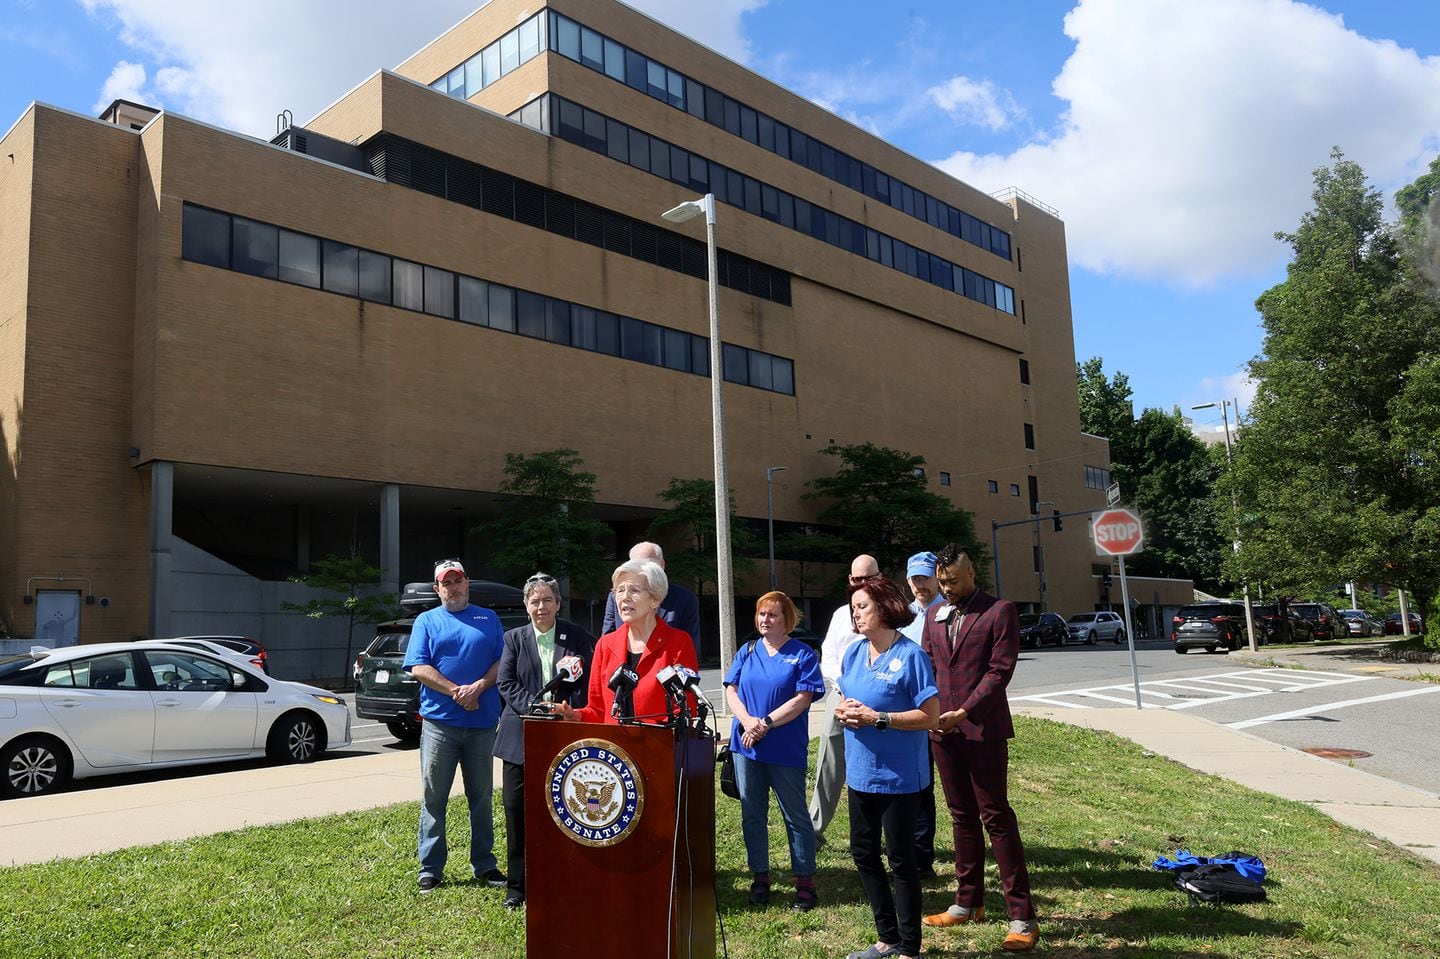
[353,580,528,741]
[1385,612,1425,636]
[1018,612,1068,649]
[1172,602,1251,654]
[1254,603,1309,645]
[1339,609,1382,638]
[1291,602,1345,642]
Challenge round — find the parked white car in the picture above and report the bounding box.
[1065,611,1126,645]
[1,642,350,798]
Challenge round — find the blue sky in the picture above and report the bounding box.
[5,0,1440,438]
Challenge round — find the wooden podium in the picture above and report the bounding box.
[523,719,716,959]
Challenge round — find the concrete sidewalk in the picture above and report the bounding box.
[4,686,1439,869]
[1230,637,1440,680]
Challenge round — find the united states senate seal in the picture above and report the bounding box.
[546,738,645,847]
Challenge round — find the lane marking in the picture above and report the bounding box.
[1226,685,1440,729]
[1012,669,1376,711]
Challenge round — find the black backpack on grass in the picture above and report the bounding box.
[1174,863,1267,906]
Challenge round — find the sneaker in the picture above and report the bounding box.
[503,894,525,911]
[418,874,441,893]
[479,868,507,888]
[793,886,818,912]
[748,880,771,906]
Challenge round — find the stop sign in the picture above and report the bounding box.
[1091,508,1144,556]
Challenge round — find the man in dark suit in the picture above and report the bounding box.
[600,542,702,655]
[919,544,1039,952]
[495,572,595,911]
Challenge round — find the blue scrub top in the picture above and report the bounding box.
[838,636,937,794]
[724,637,825,769]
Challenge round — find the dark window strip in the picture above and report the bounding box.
[513,94,1015,316]
[179,201,795,396]
[533,9,1011,263]
[366,134,791,308]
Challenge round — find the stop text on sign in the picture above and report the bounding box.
[1091,508,1144,556]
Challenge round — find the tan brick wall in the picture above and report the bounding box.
[0,109,36,638]
[14,107,148,641]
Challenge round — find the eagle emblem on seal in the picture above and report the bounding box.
[567,777,620,822]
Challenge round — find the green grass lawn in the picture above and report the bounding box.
[8,717,1439,958]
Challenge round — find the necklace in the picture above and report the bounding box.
[868,631,899,670]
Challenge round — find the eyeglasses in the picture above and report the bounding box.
[614,584,650,599]
[437,578,468,588]
[848,573,879,585]
[525,574,558,586]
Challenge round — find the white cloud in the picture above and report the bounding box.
[926,76,1023,132]
[92,59,147,112]
[75,0,763,137]
[1194,370,1258,420]
[932,0,1440,287]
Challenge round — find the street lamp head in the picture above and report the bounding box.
[660,193,714,226]
[1190,402,1217,411]
[767,466,788,478]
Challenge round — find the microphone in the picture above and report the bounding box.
[655,664,689,700]
[608,664,639,720]
[673,665,716,724]
[531,655,584,710]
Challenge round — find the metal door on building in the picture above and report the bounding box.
[35,590,81,646]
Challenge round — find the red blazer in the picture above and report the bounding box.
[576,618,700,724]
[920,589,1019,742]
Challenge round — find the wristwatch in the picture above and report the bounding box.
[874,711,891,731]
[761,714,774,728]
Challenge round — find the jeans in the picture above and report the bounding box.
[849,788,923,957]
[808,690,847,835]
[418,719,498,879]
[734,752,816,876]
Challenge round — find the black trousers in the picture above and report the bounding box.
[501,760,526,897]
[849,788,923,957]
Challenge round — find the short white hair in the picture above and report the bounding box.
[628,541,665,563]
[612,559,668,604]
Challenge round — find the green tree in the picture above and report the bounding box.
[772,528,851,598]
[281,553,402,686]
[1076,359,1228,591]
[646,478,760,596]
[1227,147,1440,626]
[476,448,610,594]
[1076,356,1136,464]
[802,442,984,581]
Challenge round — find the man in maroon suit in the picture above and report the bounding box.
[919,543,1039,952]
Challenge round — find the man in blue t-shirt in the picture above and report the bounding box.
[403,560,506,892]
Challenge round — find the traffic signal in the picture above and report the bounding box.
[1102,570,1113,589]
[1052,509,1063,532]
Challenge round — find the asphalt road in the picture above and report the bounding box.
[1008,639,1440,795]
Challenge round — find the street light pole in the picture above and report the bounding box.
[766,466,787,589]
[661,194,737,675]
[1194,400,1258,653]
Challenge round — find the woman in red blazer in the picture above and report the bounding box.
[560,559,699,724]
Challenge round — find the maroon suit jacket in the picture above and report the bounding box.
[920,588,1019,742]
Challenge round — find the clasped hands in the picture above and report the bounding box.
[451,681,483,711]
[834,698,969,733]
[739,715,769,749]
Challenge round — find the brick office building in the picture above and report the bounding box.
[0,0,1117,677]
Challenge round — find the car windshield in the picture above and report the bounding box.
[1069,614,1095,623]
[0,654,40,681]
[1019,615,1041,627]
[1293,606,1320,620]
[1340,610,1364,619]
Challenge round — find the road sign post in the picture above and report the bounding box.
[1092,508,1145,709]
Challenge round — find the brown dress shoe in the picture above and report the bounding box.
[922,907,984,927]
[1001,925,1040,951]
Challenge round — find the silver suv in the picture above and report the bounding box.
[1066,611,1126,645]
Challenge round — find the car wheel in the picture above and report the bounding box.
[267,712,325,764]
[387,717,422,742]
[1175,645,1188,654]
[1086,631,1097,646]
[1206,645,1218,654]
[2,735,73,798]
[1114,629,1125,645]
